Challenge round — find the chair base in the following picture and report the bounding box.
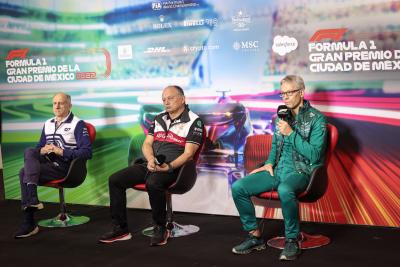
[38,213,90,228]
[267,232,330,249]
[142,222,200,238]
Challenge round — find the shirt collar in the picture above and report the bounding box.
[51,112,74,123]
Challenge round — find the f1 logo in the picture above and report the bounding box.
[309,28,347,42]
[6,48,29,60]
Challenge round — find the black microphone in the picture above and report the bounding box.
[154,154,166,165]
[44,152,59,167]
[45,152,57,161]
[277,105,289,121]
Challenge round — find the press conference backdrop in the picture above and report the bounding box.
[1,0,399,227]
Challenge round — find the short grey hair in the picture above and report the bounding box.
[166,85,184,96]
[280,75,305,91]
[53,92,71,104]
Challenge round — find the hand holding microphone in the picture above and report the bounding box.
[154,154,166,165]
[277,105,293,136]
[148,154,167,172]
[277,105,289,120]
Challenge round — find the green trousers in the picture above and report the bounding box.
[232,170,309,239]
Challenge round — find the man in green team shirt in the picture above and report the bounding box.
[231,75,328,261]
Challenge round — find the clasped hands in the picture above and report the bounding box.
[147,158,169,172]
[40,144,63,156]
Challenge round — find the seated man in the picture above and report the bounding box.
[231,75,327,260]
[99,85,204,246]
[15,92,92,238]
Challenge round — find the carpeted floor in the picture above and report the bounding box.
[0,199,398,267]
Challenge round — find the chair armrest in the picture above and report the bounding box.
[298,165,328,202]
[168,160,197,194]
[59,157,88,188]
[133,158,145,165]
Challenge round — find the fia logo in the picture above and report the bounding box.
[64,128,71,131]
[152,2,162,10]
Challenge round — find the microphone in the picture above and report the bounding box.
[277,105,289,121]
[44,152,59,167]
[45,152,57,161]
[154,154,166,165]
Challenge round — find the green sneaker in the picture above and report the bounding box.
[232,234,266,255]
[279,238,301,261]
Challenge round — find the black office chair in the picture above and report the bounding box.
[132,127,206,237]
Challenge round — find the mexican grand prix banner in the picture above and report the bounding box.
[1,0,399,227]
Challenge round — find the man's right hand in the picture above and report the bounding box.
[40,144,53,155]
[147,158,157,172]
[249,163,274,176]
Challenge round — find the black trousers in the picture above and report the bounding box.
[109,163,179,229]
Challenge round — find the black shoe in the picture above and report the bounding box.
[98,225,132,243]
[24,184,44,211]
[150,225,170,246]
[14,222,39,239]
[232,233,266,254]
[279,238,301,261]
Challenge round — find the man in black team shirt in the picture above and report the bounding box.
[99,85,204,246]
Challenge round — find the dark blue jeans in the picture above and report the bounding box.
[19,148,68,207]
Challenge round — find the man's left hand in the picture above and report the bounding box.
[155,163,169,172]
[277,120,293,136]
[48,144,64,156]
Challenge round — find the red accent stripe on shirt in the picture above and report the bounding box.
[154,131,186,147]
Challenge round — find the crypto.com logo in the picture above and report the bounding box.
[272,35,298,56]
[309,28,347,42]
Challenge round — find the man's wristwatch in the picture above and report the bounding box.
[167,162,174,173]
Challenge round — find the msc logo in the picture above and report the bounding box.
[233,41,259,51]
[152,2,162,10]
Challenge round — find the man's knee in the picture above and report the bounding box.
[19,168,25,181]
[277,184,296,203]
[24,147,39,160]
[109,172,123,188]
[145,176,164,192]
[231,180,246,199]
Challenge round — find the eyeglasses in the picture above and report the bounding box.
[279,89,301,98]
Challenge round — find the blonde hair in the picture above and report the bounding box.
[280,75,305,91]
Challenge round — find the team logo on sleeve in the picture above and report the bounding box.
[193,120,204,136]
